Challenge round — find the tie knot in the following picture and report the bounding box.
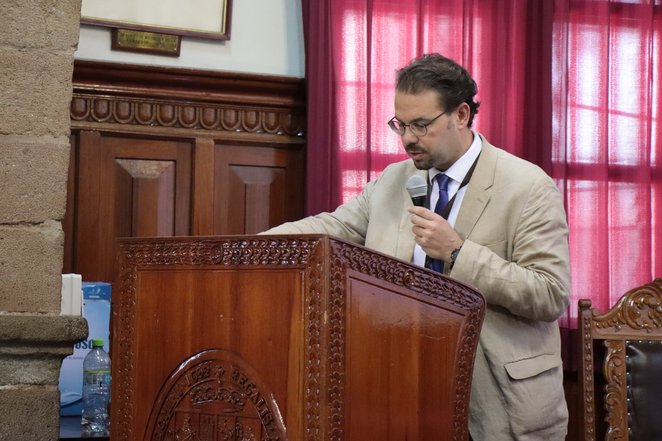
[435,173,451,191]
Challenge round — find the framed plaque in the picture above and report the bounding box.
[110,29,182,57]
[81,0,232,40]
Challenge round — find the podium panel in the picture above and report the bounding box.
[112,235,485,441]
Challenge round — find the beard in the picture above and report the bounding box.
[405,144,436,170]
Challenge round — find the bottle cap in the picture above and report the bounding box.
[91,338,104,348]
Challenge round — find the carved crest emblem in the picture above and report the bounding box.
[145,349,287,441]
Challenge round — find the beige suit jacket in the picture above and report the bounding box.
[266,136,570,440]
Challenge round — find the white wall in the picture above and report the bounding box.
[75,0,305,78]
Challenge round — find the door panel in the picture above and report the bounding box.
[213,145,304,235]
[74,131,192,281]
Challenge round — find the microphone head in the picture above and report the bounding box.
[406,175,427,207]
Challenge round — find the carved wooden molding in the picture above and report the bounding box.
[118,237,319,268]
[594,279,662,334]
[71,61,306,138]
[603,340,626,441]
[115,258,137,441]
[70,93,306,136]
[579,298,597,441]
[304,240,324,441]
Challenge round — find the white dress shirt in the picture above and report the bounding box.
[412,131,482,267]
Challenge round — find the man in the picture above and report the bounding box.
[265,53,570,441]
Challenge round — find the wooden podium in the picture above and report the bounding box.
[111,235,485,441]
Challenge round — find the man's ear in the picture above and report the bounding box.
[455,102,471,129]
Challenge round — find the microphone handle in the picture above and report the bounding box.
[412,195,426,207]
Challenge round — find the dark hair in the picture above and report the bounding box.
[396,53,480,127]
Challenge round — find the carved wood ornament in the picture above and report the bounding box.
[71,61,306,139]
[578,278,662,441]
[145,349,287,441]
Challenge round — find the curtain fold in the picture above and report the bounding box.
[301,1,338,215]
[301,0,661,331]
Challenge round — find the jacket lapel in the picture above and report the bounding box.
[455,137,496,239]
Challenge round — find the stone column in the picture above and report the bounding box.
[0,1,87,440]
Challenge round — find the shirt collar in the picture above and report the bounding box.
[429,130,482,185]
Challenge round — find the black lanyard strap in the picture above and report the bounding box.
[430,153,481,220]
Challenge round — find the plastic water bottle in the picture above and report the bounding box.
[81,338,111,435]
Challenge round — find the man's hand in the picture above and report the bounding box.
[408,206,463,262]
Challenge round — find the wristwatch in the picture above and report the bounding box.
[449,245,462,270]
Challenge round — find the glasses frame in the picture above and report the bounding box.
[387,109,449,137]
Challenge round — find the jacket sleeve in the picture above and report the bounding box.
[451,175,570,322]
[261,178,377,245]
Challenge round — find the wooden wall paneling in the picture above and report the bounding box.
[75,130,107,281]
[74,131,193,282]
[213,144,304,235]
[191,137,216,235]
[66,61,307,281]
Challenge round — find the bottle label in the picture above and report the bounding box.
[84,370,111,387]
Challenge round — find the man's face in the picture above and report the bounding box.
[394,89,466,171]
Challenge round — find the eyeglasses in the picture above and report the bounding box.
[387,110,449,137]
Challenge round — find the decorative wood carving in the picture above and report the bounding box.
[303,240,324,441]
[114,257,137,441]
[594,281,662,334]
[145,349,287,441]
[603,340,626,441]
[579,298,597,441]
[71,94,305,136]
[70,61,306,140]
[578,278,662,441]
[119,236,319,267]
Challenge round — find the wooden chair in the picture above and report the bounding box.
[578,278,662,441]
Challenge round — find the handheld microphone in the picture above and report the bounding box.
[406,175,427,207]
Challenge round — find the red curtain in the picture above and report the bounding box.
[301,0,662,325]
[553,0,662,327]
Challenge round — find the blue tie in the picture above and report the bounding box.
[429,173,451,273]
